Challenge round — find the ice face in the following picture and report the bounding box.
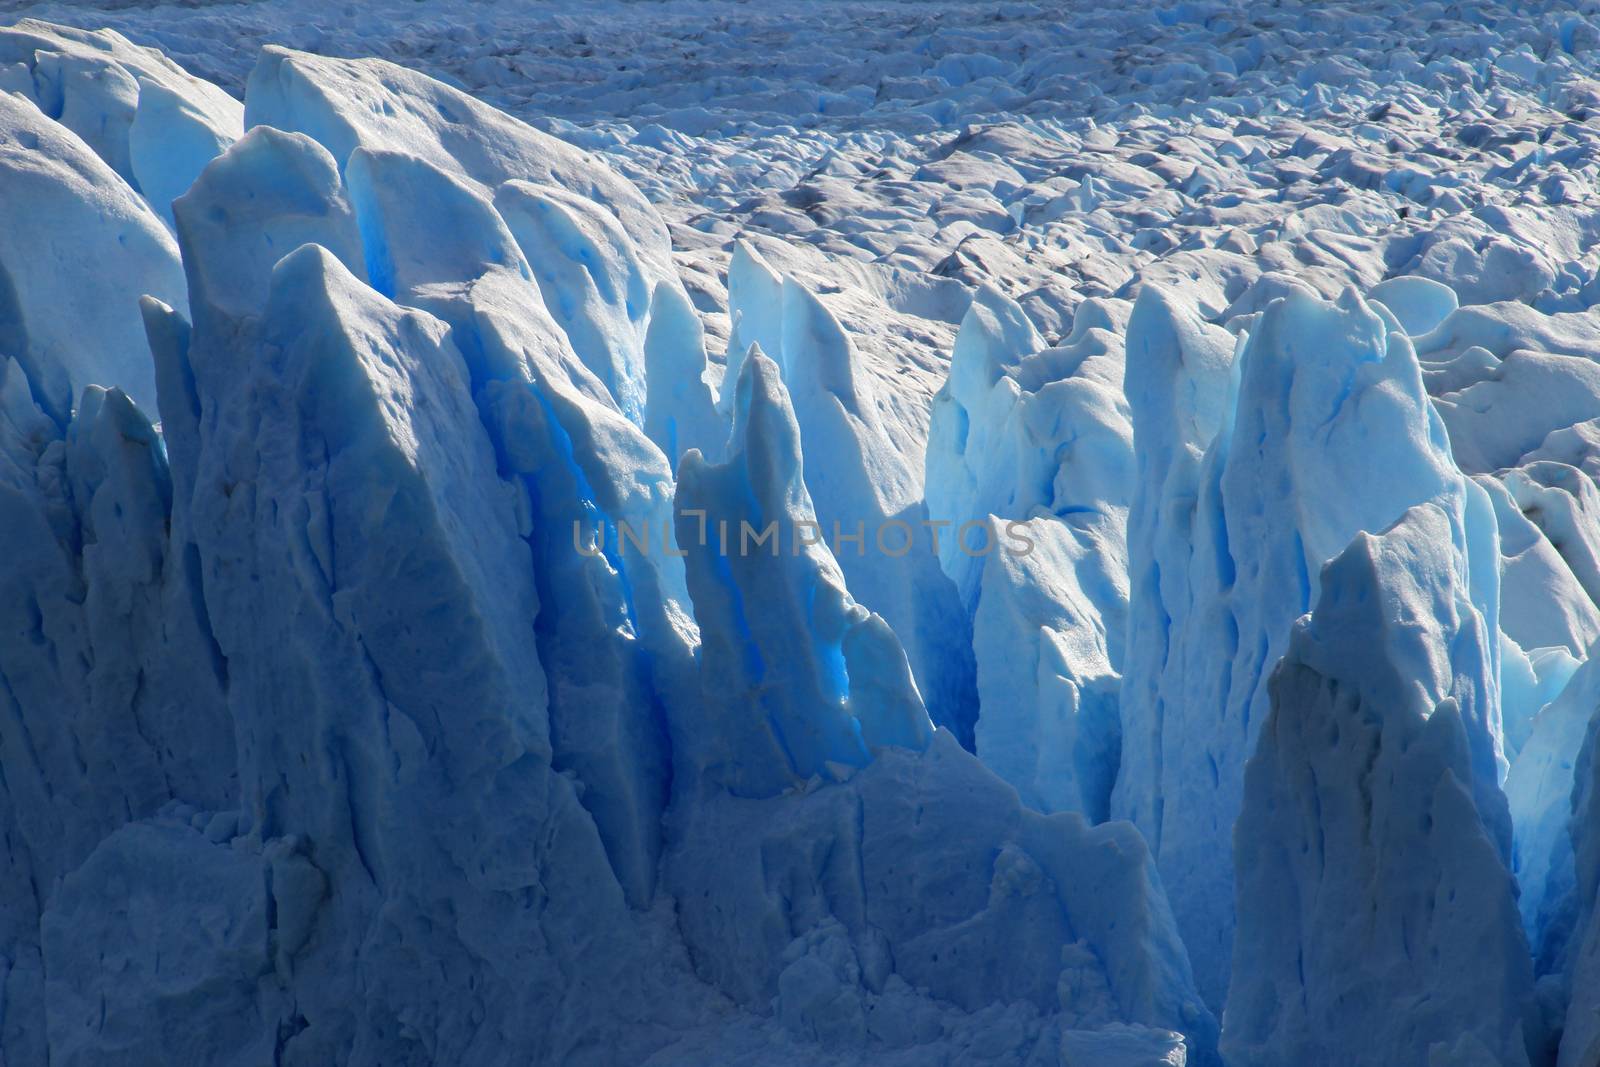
[0,20,240,224]
[1227,503,1539,1067]
[8,3,1600,1065]
[1114,284,1514,1008]
[0,90,186,418]
[0,33,1232,1066]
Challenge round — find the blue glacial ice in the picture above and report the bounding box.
[9,4,1600,1065]
[1227,501,1539,1067]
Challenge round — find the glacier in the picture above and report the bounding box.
[7,3,1600,1065]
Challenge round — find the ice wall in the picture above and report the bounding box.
[725,240,979,745]
[1225,504,1539,1067]
[0,34,1231,1067]
[1115,283,1508,1006]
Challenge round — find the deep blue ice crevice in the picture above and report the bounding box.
[727,239,978,748]
[672,350,931,798]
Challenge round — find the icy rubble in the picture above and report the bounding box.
[9,2,1600,1065]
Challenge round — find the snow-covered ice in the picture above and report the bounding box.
[8,1,1600,1064]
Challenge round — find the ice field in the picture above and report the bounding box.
[4,1,1600,1064]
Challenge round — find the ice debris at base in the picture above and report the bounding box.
[10,2,1600,1064]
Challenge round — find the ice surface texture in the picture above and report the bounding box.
[0,20,1215,1067]
[9,4,1600,1066]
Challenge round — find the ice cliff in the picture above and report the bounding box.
[10,7,1600,1067]
[0,21,1213,1067]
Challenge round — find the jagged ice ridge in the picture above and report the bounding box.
[9,4,1600,1065]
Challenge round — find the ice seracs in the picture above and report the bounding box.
[243,45,720,463]
[13,3,1600,1063]
[0,89,186,418]
[0,19,241,224]
[1368,274,1459,337]
[1226,504,1540,1067]
[0,358,233,1067]
[1116,282,1508,1008]
[972,515,1123,821]
[673,349,932,796]
[724,238,978,746]
[923,283,1135,818]
[0,33,1243,1066]
[1109,281,1239,1006]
